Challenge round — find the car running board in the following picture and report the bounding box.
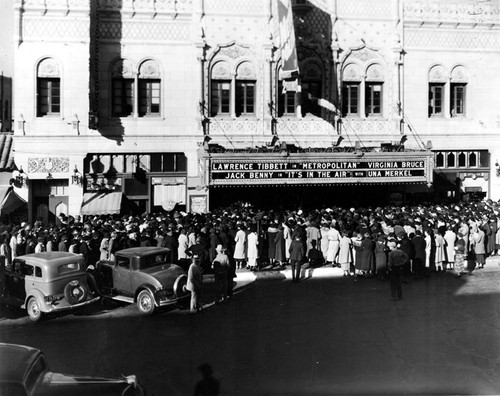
[109,295,134,304]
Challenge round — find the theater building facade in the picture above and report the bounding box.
[9,0,500,221]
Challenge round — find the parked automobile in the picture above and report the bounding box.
[0,252,99,322]
[0,343,146,395]
[89,247,189,315]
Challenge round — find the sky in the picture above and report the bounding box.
[0,0,14,77]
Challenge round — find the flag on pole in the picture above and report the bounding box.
[276,0,299,82]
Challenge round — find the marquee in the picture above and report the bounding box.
[209,152,434,186]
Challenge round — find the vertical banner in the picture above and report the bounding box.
[276,0,299,82]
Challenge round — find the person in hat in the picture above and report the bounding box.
[387,240,409,301]
[212,244,231,303]
[186,253,204,313]
[289,234,304,282]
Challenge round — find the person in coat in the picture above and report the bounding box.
[357,231,375,277]
[411,230,426,279]
[289,235,304,283]
[434,228,447,272]
[274,224,286,268]
[387,240,409,301]
[473,225,486,269]
[186,257,203,313]
[319,221,330,262]
[374,235,388,280]
[338,230,352,277]
[233,224,246,270]
[246,225,259,271]
[444,227,457,270]
[326,222,341,266]
[267,221,279,267]
[212,244,231,303]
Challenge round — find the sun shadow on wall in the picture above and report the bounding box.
[89,0,124,145]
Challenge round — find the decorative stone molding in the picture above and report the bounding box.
[236,61,256,80]
[211,61,231,79]
[139,60,160,79]
[218,45,251,60]
[404,1,500,24]
[342,63,362,81]
[28,157,70,173]
[451,65,468,83]
[350,47,379,63]
[428,65,447,83]
[111,59,135,78]
[37,58,60,78]
[366,64,384,82]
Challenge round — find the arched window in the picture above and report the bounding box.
[365,64,384,117]
[138,60,161,116]
[210,61,231,117]
[37,58,60,117]
[436,152,444,168]
[341,63,361,116]
[447,152,455,167]
[458,152,466,167]
[450,66,467,117]
[469,152,477,167]
[111,59,135,117]
[428,65,447,117]
[235,62,256,117]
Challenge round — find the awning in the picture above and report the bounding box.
[80,192,123,215]
[0,189,27,214]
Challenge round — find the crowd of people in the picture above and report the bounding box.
[1,200,499,287]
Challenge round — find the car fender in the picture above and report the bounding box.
[25,288,50,312]
[134,284,160,306]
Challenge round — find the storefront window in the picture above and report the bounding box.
[458,152,466,167]
[447,152,455,167]
[469,152,477,167]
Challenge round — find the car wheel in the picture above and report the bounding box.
[173,275,189,298]
[137,289,156,316]
[27,297,43,322]
[64,280,88,305]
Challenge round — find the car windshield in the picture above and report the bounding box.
[58,262,80,275]
[25,355,47,393]
[141,254,168,270]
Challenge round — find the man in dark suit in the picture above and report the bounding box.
[387,240,409,301]
[411,230,426,279]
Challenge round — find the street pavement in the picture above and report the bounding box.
[1,257,500,395]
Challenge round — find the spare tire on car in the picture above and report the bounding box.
[64,280,88,305]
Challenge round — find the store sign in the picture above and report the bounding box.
[210,155,433,186]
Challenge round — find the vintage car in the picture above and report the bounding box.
[0,343,146,395]
[89,246,189,315]
[0,252,99,322]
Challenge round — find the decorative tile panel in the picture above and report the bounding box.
[28,157,70,173]
[23,18,89,41]
[99,21,190,42]
[405,29,500,50]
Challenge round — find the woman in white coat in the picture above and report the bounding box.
[246,225,259,271]
[326,221,341,265]
[233,224,246,269]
